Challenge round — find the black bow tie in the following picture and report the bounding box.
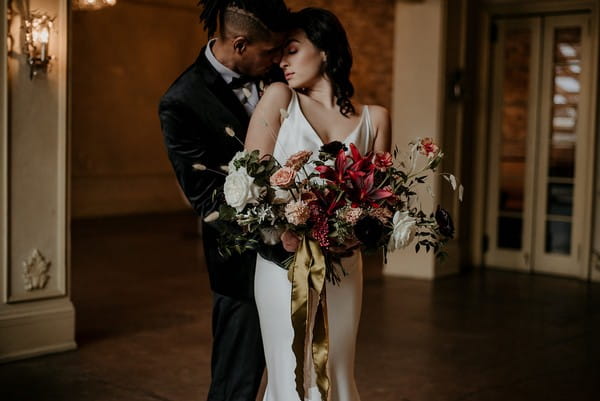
[228,75,255,89]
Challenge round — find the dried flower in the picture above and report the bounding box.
[203,211,220,223]
[280,108,289,120]
[225,126,236,137]
[285,150,312,171]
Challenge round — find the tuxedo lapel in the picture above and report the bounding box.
[195,49,250,131]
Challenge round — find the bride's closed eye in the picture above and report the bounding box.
[286,47,298,55]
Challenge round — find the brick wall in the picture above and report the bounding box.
[71,0,395,217]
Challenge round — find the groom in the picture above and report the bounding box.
[158,1,289,400]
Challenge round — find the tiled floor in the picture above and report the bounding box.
[1,213,599,401]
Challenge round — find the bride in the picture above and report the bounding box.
[244,8,391,401]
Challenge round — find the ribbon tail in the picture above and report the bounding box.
[290,236,312,400]
[308,239,330,401]
[312,286,330,401]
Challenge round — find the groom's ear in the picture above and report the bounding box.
[232,36,249,55]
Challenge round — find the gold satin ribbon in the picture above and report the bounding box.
[288,236,330,401]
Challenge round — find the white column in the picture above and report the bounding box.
[0,0,75,362]
[385,0,462,279]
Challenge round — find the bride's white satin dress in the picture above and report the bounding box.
[255,91,375,401]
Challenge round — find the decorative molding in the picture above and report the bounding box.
[22,249,51,291]
[0,300,76,362]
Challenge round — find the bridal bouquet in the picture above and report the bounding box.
[198,135,460,401]
[202,137,460,279]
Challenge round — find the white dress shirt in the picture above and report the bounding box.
[205,39,260,116]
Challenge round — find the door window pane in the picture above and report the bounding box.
[545,221,572,254]
[549,27,581,179]
[499,28,530,216]
[547,183,573,216]
[497,217,523,249]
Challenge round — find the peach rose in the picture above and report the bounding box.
[270,167,296,188]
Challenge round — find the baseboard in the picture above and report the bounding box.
[0,341,76,363]
[0,301,77,363]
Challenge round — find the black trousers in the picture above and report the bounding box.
[207,292,265,401]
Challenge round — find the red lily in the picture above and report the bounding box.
[347,169,393,207]
[315,148,352,186]
[310,188,347,216]
[347,143,375,174]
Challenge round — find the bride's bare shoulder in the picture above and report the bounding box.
[259,82,293,110]
[366,104,390,123]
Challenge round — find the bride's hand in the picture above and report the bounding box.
[280,230,301,252]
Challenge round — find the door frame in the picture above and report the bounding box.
[483,17,542,273]
[471,0,599,280]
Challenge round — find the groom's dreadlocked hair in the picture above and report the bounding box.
[198,0,290,41]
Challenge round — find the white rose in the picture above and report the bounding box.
[259,226,284,245]
[227,151,247,172]
[388,211,416,251]
[224,167,263,212]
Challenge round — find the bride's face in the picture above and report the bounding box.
[280,29,326,89]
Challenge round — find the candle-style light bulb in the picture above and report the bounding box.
[40,27,49,61]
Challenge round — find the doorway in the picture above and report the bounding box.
[484,12,595,278]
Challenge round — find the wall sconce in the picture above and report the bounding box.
[72,0,117,11]
[23,13,55,80]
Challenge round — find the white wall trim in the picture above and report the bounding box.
[0,299,76,362]
[387,0,446,279]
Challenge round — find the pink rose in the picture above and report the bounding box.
[285,150,312,171]
[374,151,393,170]
[270,167,296,188]
[419,138,440,158]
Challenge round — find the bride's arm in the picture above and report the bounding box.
[245,82,293,157]
[369,105,392,153]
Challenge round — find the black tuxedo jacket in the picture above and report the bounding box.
[159,48,258,299]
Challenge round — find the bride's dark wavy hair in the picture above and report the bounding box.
[290,8,356,117]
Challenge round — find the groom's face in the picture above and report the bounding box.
[236,33,285,77]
